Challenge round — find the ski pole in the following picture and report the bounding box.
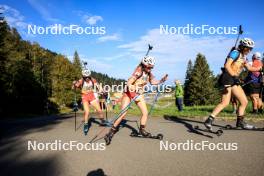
[82,61,88,69]
[148,89,161,116]
[148,74,168,114]
[234,25,243,49]
[105,101,108,121]
[145,44,153,56]
[225,25,243,59]
[184,78,259,103]
[72,87,79,132]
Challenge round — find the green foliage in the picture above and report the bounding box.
[184,53,218,106]
[0,21,46,115]
[0,22,125,116]
[184,59,193,105]
[72,50,82,78]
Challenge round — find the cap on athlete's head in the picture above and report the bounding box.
[82,69,91,77]
[141,56,155,67]
[239,38,254,49]
[252,52,261,60]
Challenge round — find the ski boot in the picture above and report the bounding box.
[104,127,117,145]
[139,125,151,137]
[194,117,223,136]
[236,116,255,129]
[83,122,89,136]
[204,115,214,131]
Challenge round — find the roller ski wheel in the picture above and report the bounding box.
[225,125,232,129]
[156,133,163,140]
[216,129,223,136]
[130,131,138,137]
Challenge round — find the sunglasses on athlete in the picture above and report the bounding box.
[145,66,154,69]
[83,76,91,80]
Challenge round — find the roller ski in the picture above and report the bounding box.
[194,125,223,136]
[222,117,264,131]
[197,116,223,136]
[130,125,163,140]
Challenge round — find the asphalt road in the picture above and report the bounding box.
[0,114,263,176]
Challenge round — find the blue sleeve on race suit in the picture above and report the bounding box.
[228,50,239,60]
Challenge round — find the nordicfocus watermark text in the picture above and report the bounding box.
[160,140,238,151]
[160,24,238,35]
[73,81,173,94]
[96,83,172,93]
[28,24,106,35]
[28,140,106,151]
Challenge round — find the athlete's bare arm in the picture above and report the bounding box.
[127,77,137,91]
[224,59,237,76]
[244,63,262,72]
[150,74,168,85]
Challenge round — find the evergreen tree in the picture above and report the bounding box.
[0,21,125,116]
[184,59,193,106]
[188,53,218,105]
[51,55,76,106]
[72,50,82,78]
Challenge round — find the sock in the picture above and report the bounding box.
[210,115,215,119]
[140,125,146,129]
[237,115,244,120]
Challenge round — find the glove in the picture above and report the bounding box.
[72,81,77,89]
[160,74,168,83]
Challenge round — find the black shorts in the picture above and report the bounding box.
[219,71,235,86]
[249,83,261,94]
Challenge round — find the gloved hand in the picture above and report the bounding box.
[160,74,168,84]
[72,81,77,89]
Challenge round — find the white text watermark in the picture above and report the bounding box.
[28,24,106,35]
[28,140,106,151]
[160,140,238,151]
[160,24,238,35]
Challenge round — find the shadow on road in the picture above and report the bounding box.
[87,168,107,176]
[0,114,74,140]
[0,114,75,175]
[119,119,139,133]
[163,115,214,138]
[91,119,139,143]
